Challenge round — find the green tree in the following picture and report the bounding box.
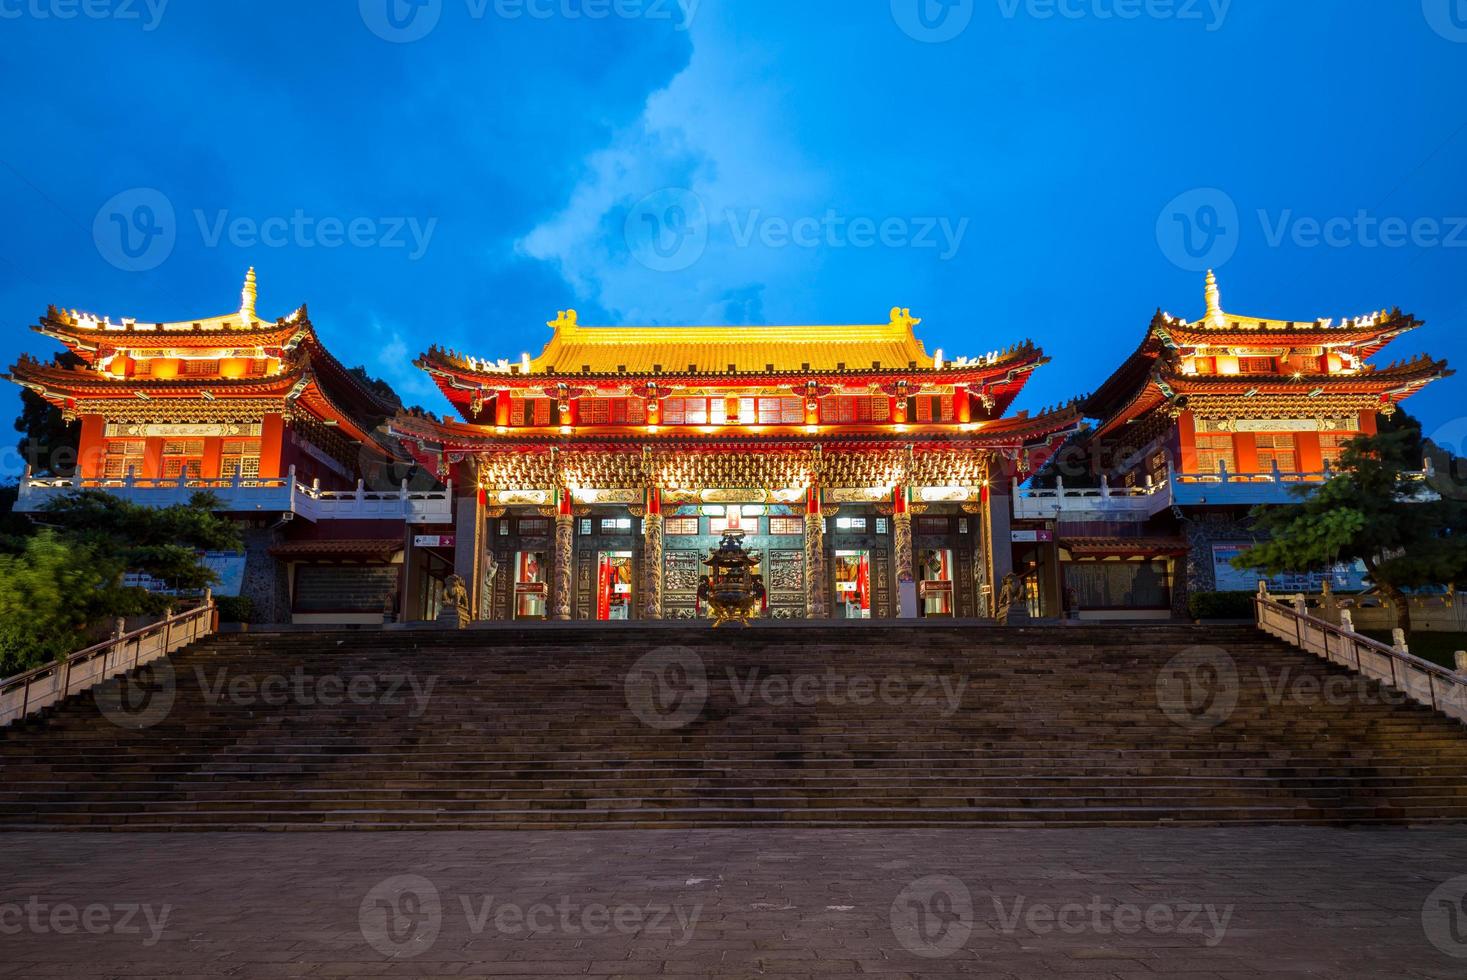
[0,532,121,675]
[1233,426,1467,634]
[13,352,83,476]
[0,491,243,675]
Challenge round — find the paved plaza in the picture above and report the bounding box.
[3,828,1467,978]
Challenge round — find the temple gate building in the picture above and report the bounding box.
[397,307,1081,622]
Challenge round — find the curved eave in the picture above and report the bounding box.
[7,360,309,400]
[417,348,1049,421]
[1167,312,1421,355]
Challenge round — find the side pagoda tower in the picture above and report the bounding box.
[1017,272,1450,619]
[6,271,450,626]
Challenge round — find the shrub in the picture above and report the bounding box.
[1187,591,1257,621]
[214,595,255,624]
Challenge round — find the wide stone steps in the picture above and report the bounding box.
[3,623,1465,829]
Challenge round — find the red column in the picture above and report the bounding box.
[1176,412,1198,474]
[258,413,285,479]
[141,437,164,479]
[76,415,107,479]
[202,437,223,480]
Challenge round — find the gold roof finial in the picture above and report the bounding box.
[889,307,921,332]
[240,267,258,326]
[1204,269,1224,328]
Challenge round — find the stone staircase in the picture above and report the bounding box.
[1,623,1465,830]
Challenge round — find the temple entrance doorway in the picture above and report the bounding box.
[916,547,956,617]
[833,549,872,619]
[596,551,635,621]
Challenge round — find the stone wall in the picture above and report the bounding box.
[238,524,291,625]
[1180,511,1261,617]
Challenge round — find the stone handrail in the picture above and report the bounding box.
[1255,592,1466,726]
[17,467,452,523]
[0,601,215,727]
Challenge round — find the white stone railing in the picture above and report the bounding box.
[1172,459,1436,506]
[0,601,215,727]
[1012,475,1172,520]
[16,466,452,524]
[1255,589,1467,726]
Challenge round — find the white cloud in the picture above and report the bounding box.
[515,9,827,326]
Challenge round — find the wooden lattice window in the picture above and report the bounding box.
[757,397,805,424]
[1255,434,1297,474]
[104,441,146,480]
[821,396,890,423]
[509,398,553,427]
[182,359,219,375]
[1320,433,1356,467]
[221,439,261,483]
[1238,356,1275,374]
[161,440,204,481]
[1195,434,1235,475]
[768,517,803,536]
[579,398,648,425]
[913,394,955,423]
[664,517,700,536]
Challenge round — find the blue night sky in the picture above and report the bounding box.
[2,0,1466,476]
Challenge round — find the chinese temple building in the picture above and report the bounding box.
[1017,272,1450,619]
[8,271,453,624]
[397,307,1082,622]
[6,270,1450,626]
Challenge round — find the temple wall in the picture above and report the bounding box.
[239,525,291,624]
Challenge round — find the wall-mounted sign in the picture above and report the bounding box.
[1011,530,1054,543]
[413,535,456,548]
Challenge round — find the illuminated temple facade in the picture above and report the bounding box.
[6,271,1448,625]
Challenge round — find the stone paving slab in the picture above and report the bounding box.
[2,829,1466,978]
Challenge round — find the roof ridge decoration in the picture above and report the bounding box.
[240,267,257,325]
[1204,269,1225,329]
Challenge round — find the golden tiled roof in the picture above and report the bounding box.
[527,309,934,375]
